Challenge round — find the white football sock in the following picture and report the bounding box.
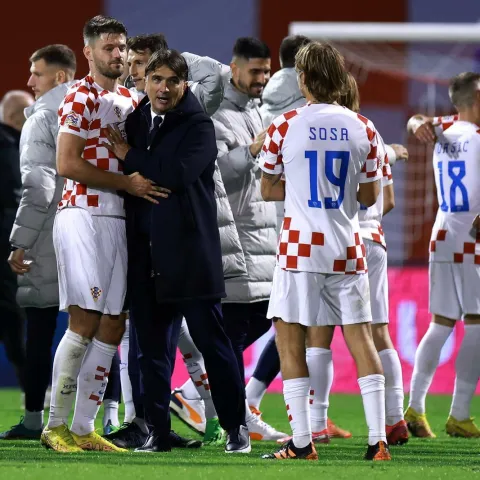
[306,347,333,433]
[246,377,267,411]
[379,349,404,425]
[408,323,452,414]
[181,378,201,400]
[120,321,135,423]
[358,374,387,445]
[178,319,217,420]
[24,409,43,430]
[47,329,90,429]
[103,399,120,428]
[70,338,117,436]
[450,324,480,421]
[283,377,311,448]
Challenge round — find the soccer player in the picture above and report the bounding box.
[260,42,390,461]
[40,15,161,453]
[405,73,480,438]
[341,73,407,445]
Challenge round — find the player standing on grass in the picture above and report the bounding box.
[259,42,391,461]
[405,73,480,439]
[40,15,161,453]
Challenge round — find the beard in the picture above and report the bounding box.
[95,59,124,80]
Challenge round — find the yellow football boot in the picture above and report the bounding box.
[71,430,128,452]
[446,416,480,438]
[41,425,84,453]
[404,407,436,438]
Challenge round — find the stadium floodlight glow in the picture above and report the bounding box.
[289,22,480,43]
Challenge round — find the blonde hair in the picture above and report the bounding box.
[339,72,360,112]
[295,42,347,103]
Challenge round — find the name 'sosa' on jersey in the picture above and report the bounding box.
[260,103,381,275]
[430,120,480,264]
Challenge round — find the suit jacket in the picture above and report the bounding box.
[124,88,226,303]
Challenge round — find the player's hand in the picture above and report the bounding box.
[102,125,131,161]
[390,144,409,162]
[473,214,480,231]
[126,172,170,204]
[414,122,436,144]
[249,129,268,157]
[8,248,31,275]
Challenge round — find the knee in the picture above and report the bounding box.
[372,324,394,352]
[97,315,126,345]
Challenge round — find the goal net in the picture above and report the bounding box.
[288,22,480,265]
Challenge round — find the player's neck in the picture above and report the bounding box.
[89,71,117,92]
[457,110,480,126]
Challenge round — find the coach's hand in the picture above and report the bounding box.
[8,248,31,275]
[103,124,131,161]
[125,172,170,204]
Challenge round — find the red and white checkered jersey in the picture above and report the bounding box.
[430,120,480,264]
[260,103,382,274]
[58,75,138,216]
[433,114,458,136]
[358,133,393,249]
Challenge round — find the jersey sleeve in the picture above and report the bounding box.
[376,132,393,186]
[58,85,95,139]
[358,118,382,184]
[432,114,458,136]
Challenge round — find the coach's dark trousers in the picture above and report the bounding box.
[128,240,246,441]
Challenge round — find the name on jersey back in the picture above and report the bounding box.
[309,127,349,141]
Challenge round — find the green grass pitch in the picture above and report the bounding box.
[0,389,479,479]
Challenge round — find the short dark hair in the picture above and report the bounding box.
[449,72,480,109]
[30,44,76,73]
[280,35,310,68]
[127,34,168,54]
[83,15,127,45]
[295,42,347,103]
[145,49,188,81]
[233,37,270,60]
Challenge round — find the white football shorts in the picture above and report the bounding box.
[364,239,389,324]
[267,266,372,327]
[429,262,480,320]
[53,208,127,315]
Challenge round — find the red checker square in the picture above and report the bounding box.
[95,375,104,381]
[279,242,288,255]
[475,255,480,265]
[83,148,97,160]
[104,372,109,377]
[195,380,203,386]
[277,121,288,137]
[267,123,277,137]
[454,253,464,263]
[366,126,375,142]
[286,404,290,411]
[263,162,275,171]
[205,385,210,391]
[97,158,110,170]
[86,97,95,114]
[464,242,476,254]
[283,217,292,230]
[97,366,106,372]
[298,243,311,257]
[357,113,368,125]
[309,399,313,405]
[372,233,382,243]
[70,195,76,206]
[311,232,324,245]
[309,390,314,395]
[356,258,365,271]
[89,394,100,402]
[90,119,101,130]
[288,230,300,243]
[437,230,447,241]
[77,85,90,96]
[200,374,208,380]
[76,184,87,195]
[346,246,357,260]
[354,232,361,244]
[476,231,480,242]
[72,101,85,115]
[87,195,99,207]
[284,110,298,121]
[286,256,298,269]
[183,353,193,359]
[333,259,347,272]
[276,154,283,165]
[430,241,436,252]
[268,140,279,155]
[361,243,366,256]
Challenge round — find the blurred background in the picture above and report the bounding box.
[1,0,479,392]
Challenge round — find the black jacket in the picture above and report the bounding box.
[0,123,21,256]
[124,88,226,303]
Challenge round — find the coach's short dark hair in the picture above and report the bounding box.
[233,37,270,60]
[280,35,310,68]
[145,49,188,81]
[83,15,127,45]
[449,72,480,109]
[127,34,168,54]
[30,44,76,73]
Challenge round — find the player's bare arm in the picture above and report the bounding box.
[389,144,409,162]
[357,179,380,208]
[57,132,164,203]
[261,171,285,201]
[383,183,395,216]
[407,114,436,143]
